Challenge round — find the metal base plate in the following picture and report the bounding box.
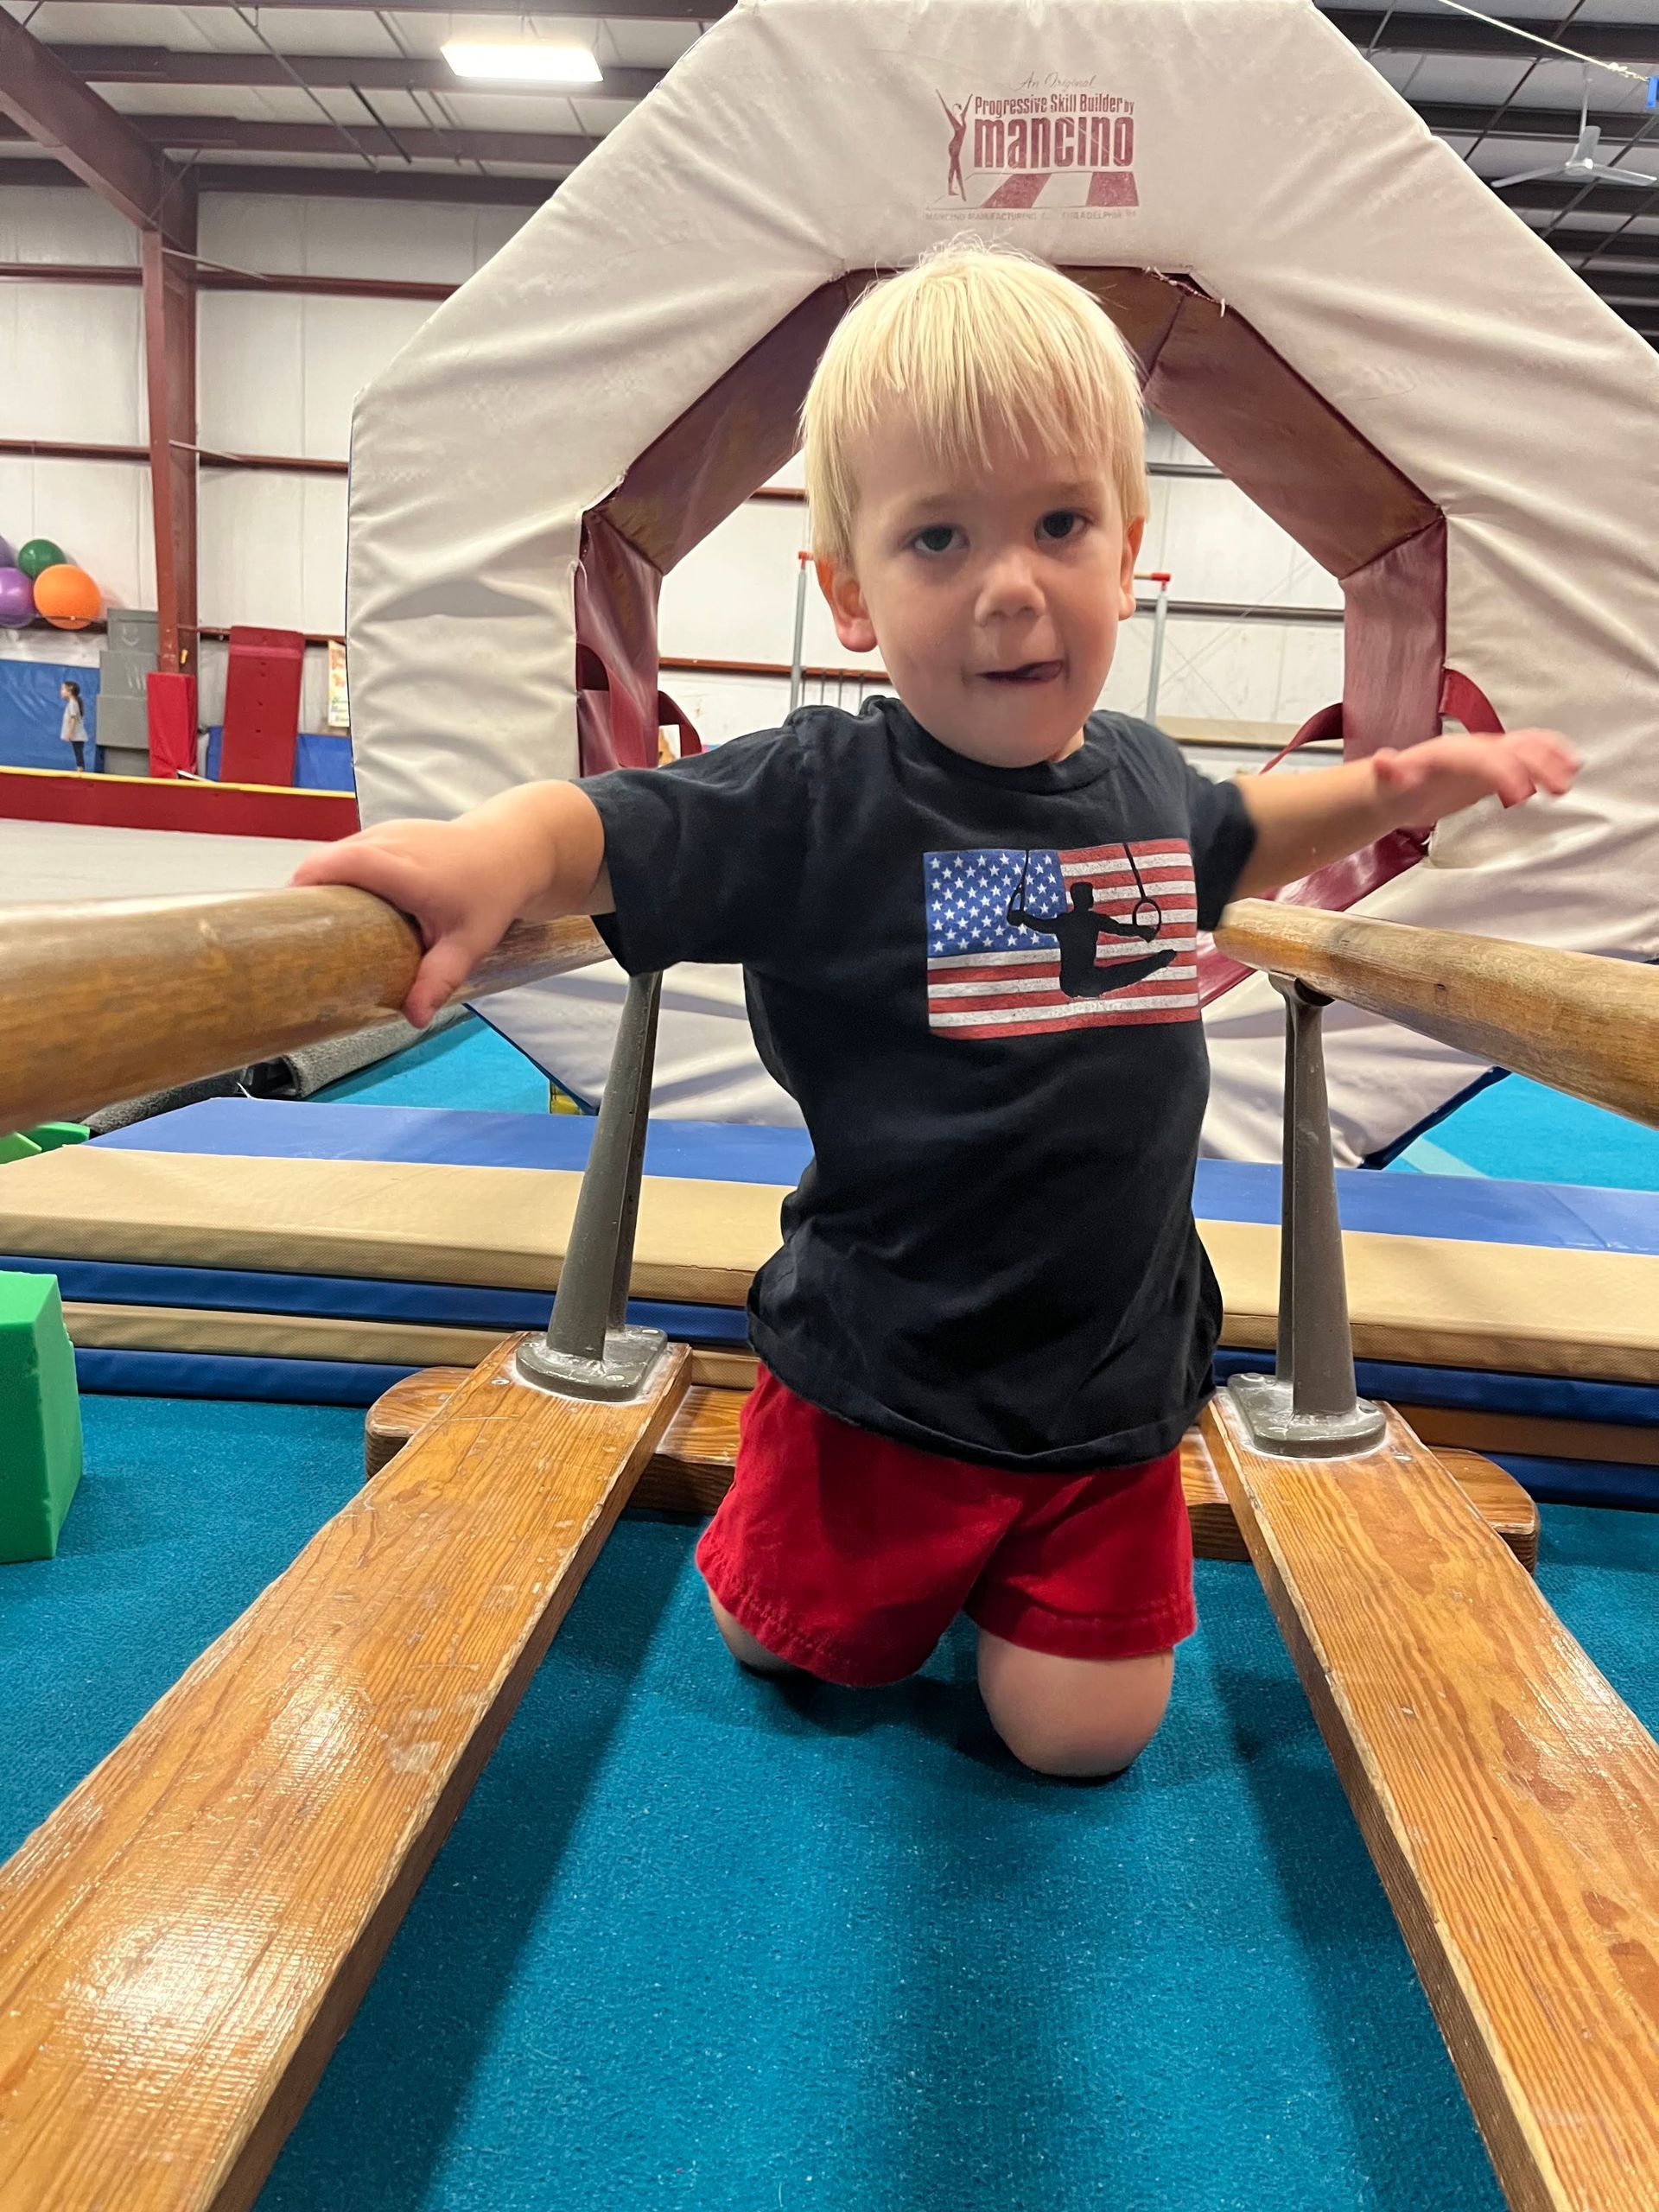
[1227,1372,1388,1459]
[515,1325,668,1403]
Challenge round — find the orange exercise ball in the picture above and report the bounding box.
[31,563,102,631]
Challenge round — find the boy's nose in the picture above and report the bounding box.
[975,550,1044,621]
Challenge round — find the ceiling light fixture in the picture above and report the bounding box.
[441,41,602,85]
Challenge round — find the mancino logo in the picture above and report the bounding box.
[935,82,1138,213]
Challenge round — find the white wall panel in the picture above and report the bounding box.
[300,474,349,633]
[0,187,138,266]
[200,194,531,284]
[1145,474,1340,610]
[1275,621,1346,726]
[0,282,144,446]
[198,293,306,455]
[198,469,348,636]
[659,495,809,666]
[197,292,432,460]
[297,296,435,455]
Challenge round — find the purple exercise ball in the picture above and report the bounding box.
[0,567,35,627]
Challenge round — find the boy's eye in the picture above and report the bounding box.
[912,524,961,556]
[1038,509,1086,543]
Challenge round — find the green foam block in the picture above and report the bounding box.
[24,1122,90,1154]
[1,1273,84,1564]
[0,1132,41,1166]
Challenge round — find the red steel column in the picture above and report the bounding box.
[142,188,199,676]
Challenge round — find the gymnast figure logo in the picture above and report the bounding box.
[924,842,1198,1040]
[938,92,969,200]
[1005,845,1174,996]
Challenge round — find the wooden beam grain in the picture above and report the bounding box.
[1214,901,1659,1130]
[365,1370,1541,1570]
[0,889,607,1137]
[1204,1392,1659,2212]
[0,1336,690,2211]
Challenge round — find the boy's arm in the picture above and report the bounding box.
[1232,729,1580,900]
[291,779,609,1028]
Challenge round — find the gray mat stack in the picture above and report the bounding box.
[85,1004,471,1134]
[95,609,160,777]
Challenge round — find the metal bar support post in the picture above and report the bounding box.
[516,969,667,1401]
[788,549,811,714]
[1228,976,1386,1456]
[1143,571,1170,721]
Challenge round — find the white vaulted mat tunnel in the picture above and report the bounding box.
[346,0,1659,1160]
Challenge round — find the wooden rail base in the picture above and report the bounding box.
[365,1368,1541,1573]
[0,1337,690,2212]
[1205,1391,1659,2212]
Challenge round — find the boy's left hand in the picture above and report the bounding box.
[1373,728,1580,828]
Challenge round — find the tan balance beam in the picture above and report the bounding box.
[1213,899,1659,1132]
[0,1337,688,2212]
[0,887,607,1138]
[1205,1394,1659,2212]
[364,1367,1541,1573]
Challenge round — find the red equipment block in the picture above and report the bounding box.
[219,626,302,789]
[147,671,198,779]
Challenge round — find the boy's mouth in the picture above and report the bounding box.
[980,660,1064,685]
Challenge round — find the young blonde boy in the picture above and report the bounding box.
[296,247,1576,1779]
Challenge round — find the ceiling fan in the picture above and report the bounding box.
[1492,69,1657,190]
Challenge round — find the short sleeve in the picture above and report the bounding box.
[1182,761,1257,930]
[586,728,810,974]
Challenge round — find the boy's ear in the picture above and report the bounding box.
[817,556,879,656]
[1118,514,1147,620]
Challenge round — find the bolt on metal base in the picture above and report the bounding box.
[516,1322,668,1403]
[1227,1371,1387,1458]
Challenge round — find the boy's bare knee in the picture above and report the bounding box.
[977,1633,1173,1778]
[708,1589,797,1675]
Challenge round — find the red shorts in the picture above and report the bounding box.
[696,1365,1196,1688]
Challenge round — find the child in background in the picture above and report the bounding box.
[293,246,1577,1778]
[58,679,86,772]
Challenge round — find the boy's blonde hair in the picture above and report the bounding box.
[802,242,1147,567]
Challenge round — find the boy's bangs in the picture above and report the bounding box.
[804,244,1148,560]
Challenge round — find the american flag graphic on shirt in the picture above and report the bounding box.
[924,841,1199,1040]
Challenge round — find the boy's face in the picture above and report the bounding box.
[817,414,1142,770]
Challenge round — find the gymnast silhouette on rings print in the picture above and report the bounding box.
[923,840,1199,1040]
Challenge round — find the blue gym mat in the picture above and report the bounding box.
[22,1097,1656,1490]
[89,1097,1659,1254]
[3,1395,1650,2212]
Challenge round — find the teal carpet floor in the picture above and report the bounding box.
[1390,1075,1659,1189]
[3,1397,1654,2211]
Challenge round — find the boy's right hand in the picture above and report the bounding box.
[290,815,541,1029]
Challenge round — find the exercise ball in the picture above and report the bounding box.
[0,568,35,627]
[32,563,101,630]
[17,537,67,581]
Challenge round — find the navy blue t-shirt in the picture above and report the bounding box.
[589,696,1255,1473]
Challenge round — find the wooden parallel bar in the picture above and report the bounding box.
[0,888,607,1138]
[365,1369,1541,1573]
[1203,1392,1659,2212]
[1213,900,1659,1130]
[0,1336,690,2212]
